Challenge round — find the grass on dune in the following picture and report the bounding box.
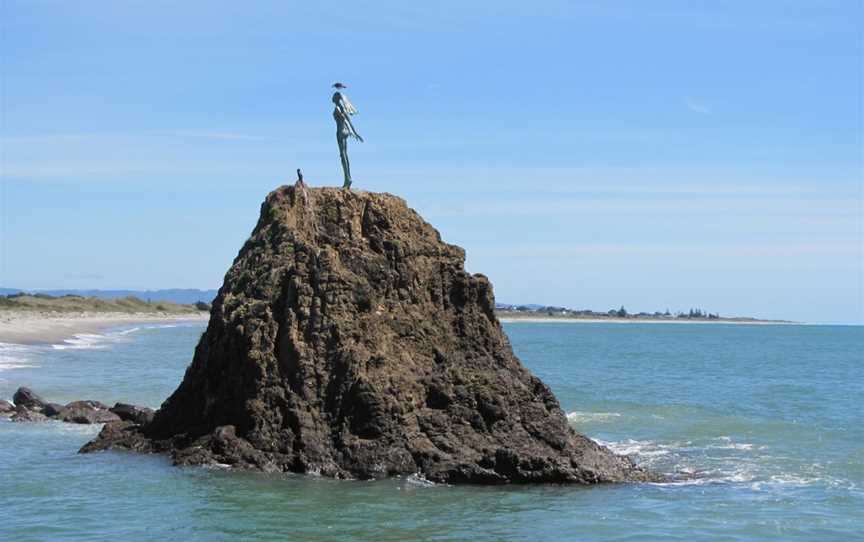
[0,293,209,314]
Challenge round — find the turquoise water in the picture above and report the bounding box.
[1,322,861,541]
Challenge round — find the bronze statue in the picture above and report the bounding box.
[332,82,363,188]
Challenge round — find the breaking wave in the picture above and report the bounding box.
[566,411,622,423]
[594,436,856,491]
[0,342,40,373]
[51,328,141,350]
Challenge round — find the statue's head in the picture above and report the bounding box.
[332,83,347,104]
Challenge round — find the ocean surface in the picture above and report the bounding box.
[1,321,861,541]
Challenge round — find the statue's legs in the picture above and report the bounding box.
[338,136,351,188]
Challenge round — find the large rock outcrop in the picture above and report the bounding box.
[83,186,654,484]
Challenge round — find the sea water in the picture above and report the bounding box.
[0,322,861,541]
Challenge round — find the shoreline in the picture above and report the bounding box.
[0,310,806,346]
[498,316,799,325]
[0,311,209,345]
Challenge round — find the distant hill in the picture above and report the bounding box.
[0,288,218,305]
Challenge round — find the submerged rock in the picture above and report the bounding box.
[83,186,656,484]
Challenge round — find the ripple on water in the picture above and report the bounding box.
[0,342,41,375]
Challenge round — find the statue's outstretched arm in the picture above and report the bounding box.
[346,116,363,142]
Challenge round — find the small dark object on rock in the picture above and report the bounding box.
[294,168,309,205]
[110,403,155,425]
[13,387,45,411]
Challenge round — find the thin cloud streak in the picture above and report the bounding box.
[472,241,857,259]
[683,96,711,114]
[0,130,270,145]
[156,130,269,141]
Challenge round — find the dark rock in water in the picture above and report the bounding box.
[5,390,124,425]
[80,421,159,454]
[110,403,155,425]
[74,399,110,410]
[58,401,121,424]
[11,405,48,423]
[42,402,65,417]
[13,387,45,411]
[82,186,656,484]
[0,400,14,416]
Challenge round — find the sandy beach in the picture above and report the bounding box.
[0,311,209,345]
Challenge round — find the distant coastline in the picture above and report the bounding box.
[496,310,796,325]
[0,287,217,305]
[0,293,209,344]
[498,313,796,325]
[493,301,796,325]
[0,293,209,315]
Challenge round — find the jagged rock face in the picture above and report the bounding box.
[85,186,653,484]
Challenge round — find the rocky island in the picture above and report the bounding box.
[80,186,656,484]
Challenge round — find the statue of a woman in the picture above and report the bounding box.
[332,83,363,188]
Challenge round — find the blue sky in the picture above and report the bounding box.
[1,1,861,324]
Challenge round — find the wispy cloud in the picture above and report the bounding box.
[156,130,269,142]
[0,129,280,181]
[64,272,105,280]
[472,241,857,260]
[683,96,711,115]
[0,130,269,145]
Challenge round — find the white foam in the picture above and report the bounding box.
[597,438,684,458]
[710,442,756,450]
[401,473,439,488]
[598,435,854,491]
[51,327,141,350]
[0,342,40,372]
[566,411,622,424]
[707,436,758,450]
[52,333,109,350]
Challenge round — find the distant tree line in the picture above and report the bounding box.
[496,303,721,319]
